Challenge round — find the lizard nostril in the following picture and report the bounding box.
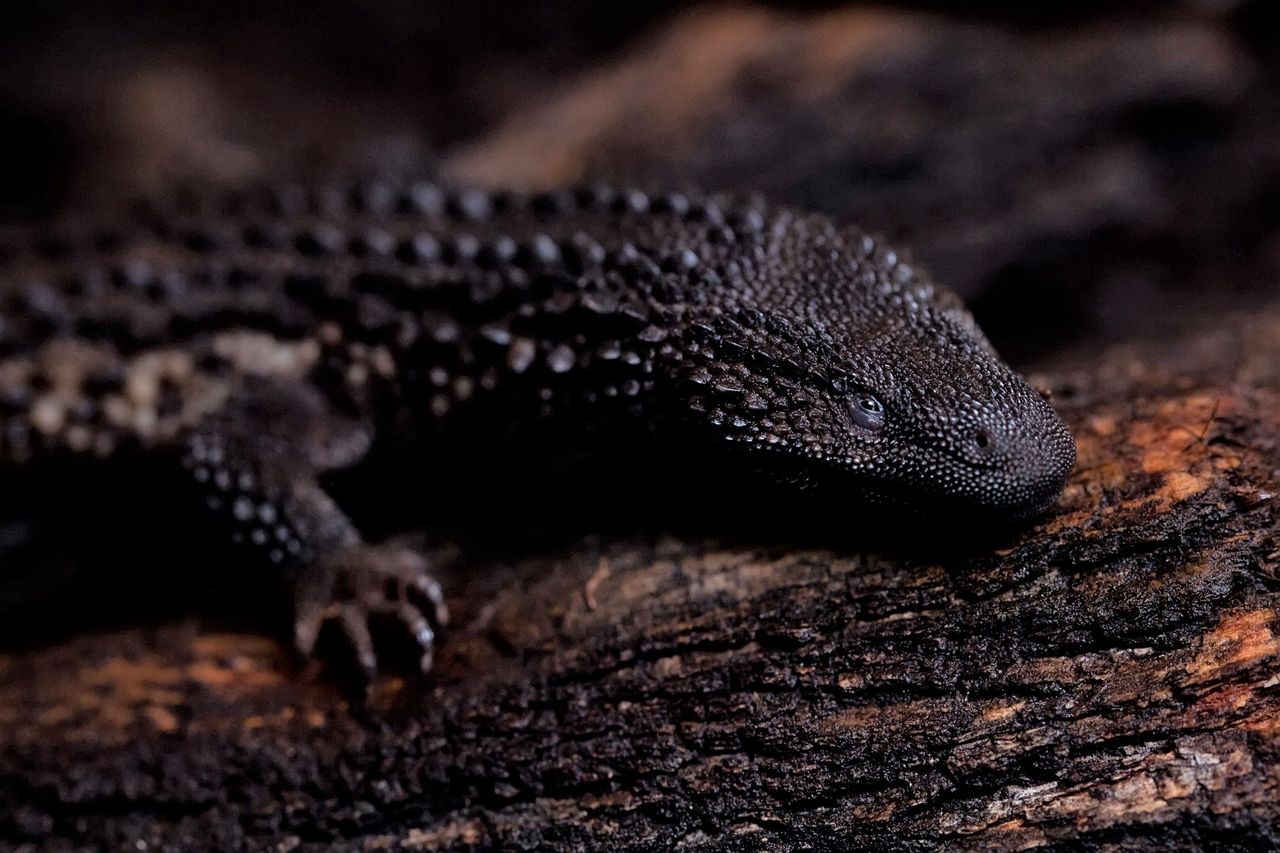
[972,427,995,456]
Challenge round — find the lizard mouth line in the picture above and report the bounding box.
[737,438,1072,522]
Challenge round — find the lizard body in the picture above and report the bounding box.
[0,181,1075,677]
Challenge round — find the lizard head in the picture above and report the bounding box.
[672,222,1075,521]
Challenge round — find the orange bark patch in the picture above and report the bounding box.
[1185,609,1279,686]
[1132,395,1225,473]
[1241,702,1280,734]
[980,701,1026,723]
[184,632,288,690]
[820,699,943,732]
[1087,414,1119,437]
[1122,393,1238,510]
[13,654,189,743]
[144,704,181,733]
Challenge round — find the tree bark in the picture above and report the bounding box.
[2,313,1279,851]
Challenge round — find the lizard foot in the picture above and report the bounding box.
[293,544,449,685]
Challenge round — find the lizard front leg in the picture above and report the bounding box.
[180,379,447,683]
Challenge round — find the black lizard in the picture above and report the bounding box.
[0,181,1076,679]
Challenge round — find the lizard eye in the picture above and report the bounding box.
[849,392,886,431]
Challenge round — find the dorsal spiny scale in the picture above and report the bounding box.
[478,322,513,346]
[347,180,395,215]
[144,270,187,303]
[610,190,649,216]
[349,228,396,259]
[579,290,619,316]
[636,324,666,344]
[295,224,345,258]
[661,249,701,273]
[574,184,615,211]
[688,199,725,226]
[560,234,607,274]
[396,233,441,265]
[540,289,577,315]
[651,192,691,217]
[442,233,480,264]
[379,308,417,351]
[549,343,581,374]
[707,225,736,246]
[525,234,561,268]
[111,260,151,292]
[447,189,493,222]
[608,245,660,283]
[608,242,640,270]
[506,338,537,373]
[398,182,445,216]
[731,208,766,237]
[476,235,518,270]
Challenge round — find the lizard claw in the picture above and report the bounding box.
[293,544,447,684]
[412,573,449,628]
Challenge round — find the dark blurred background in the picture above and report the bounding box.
[1,0,1278,365]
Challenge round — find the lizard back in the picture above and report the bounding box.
[0,180,1075,519]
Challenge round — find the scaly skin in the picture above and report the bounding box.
[0,181,1075,680]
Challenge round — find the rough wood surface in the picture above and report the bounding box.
[2,311,1279,850]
